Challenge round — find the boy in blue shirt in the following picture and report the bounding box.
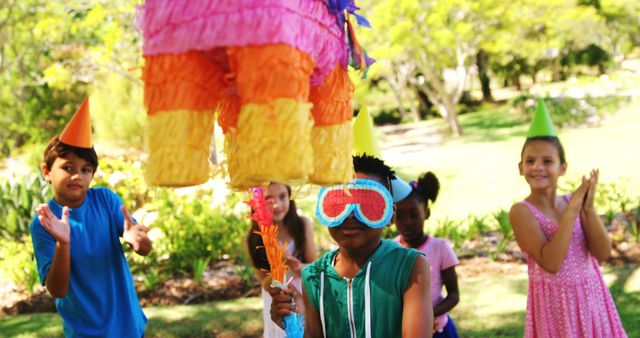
[270,155,433,337]
[30,98,151,337]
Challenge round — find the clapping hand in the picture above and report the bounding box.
[567,175,590,213]
[583,169,599,212]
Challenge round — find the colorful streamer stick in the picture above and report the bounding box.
[246,187,304,337]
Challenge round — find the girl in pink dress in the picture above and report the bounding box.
[510,136,627,337]
[393,172,461,337]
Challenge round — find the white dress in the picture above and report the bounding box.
[261,241,303,338]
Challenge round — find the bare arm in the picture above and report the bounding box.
[402,255,433,337]
[35,205,70,297]
[580,169,611,261]
[285,217,318,276]
[302,283,324,338]
[45,242,71,297]
[510,178,589,273]
[267,276,321,337]
[433,266,459,317]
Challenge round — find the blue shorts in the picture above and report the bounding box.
[433,316,459,338]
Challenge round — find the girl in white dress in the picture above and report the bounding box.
[246,183,317,337]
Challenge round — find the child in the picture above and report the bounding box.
[30,99,151,337]
[509,100,626,337]
[246,182,317,338]
[270,155,433,338]
[393,172,460,337]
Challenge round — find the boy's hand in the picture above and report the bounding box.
[583,169,599,212]
[265,276,303,330]
[121,205,152,255]
[36,204,70,245]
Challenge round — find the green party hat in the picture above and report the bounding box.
[527,98,557,137]
[352,104,382,158]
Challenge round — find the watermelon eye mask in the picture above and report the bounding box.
[316,179,393,229]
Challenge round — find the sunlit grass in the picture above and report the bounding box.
[3,265,637,337]
[0,297,263,338]
[387,96,640,220]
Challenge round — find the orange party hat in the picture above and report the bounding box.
[59,97,92,148]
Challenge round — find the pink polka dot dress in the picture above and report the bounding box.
[521,197,627,338]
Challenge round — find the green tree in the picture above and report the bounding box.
[362,0,484,136]
[0,0,142,157]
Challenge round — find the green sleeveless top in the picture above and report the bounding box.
[301,239,422,338]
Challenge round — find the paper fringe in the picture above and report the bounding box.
[228,98,314,189]
[145,109,214,187]
[310,122,354,185]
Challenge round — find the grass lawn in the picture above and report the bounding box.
[387,96,640,221]
[298,95,640,249]
[2,264,638,337]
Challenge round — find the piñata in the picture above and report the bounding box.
[138,0,373,188]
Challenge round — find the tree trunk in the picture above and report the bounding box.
[418,80,464,137]
[414,45,467,136]
[385,74,409,120]
[408,93,421,122]
[415,87,433,116]
[551,57,562,82]
[476,49,493,102]
[443,97,463,136]
[512,73,521,91]
[392,89,409,120]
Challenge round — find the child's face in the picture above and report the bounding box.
[41,153,95,208]
[519,140,566,190]
[396,196,426,242]
[266,183,290,223]
[326,172,390,251]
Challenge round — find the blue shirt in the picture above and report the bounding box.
[30,187,147,338]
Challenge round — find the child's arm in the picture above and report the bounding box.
[35,204,71,298]
[121,206,152,256]
[301,284,323,338]
[402,255,433,337]
[266,277,318,336]
[434,266,459,317]
[285,217,318,276]
[510,177,590,273]
[580,169,612,261]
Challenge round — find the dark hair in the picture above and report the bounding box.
[520,136,566,164]
[246,184,307,272]
[353,154,395,192]
[410,172,440,216]
[43,136,99,171]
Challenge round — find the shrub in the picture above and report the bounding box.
[512,94,600,128]
[92,156,152,211]
[432,217,465,249]
[125,187,250,281]
[0,240,40,292]
[0,174,50,241]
